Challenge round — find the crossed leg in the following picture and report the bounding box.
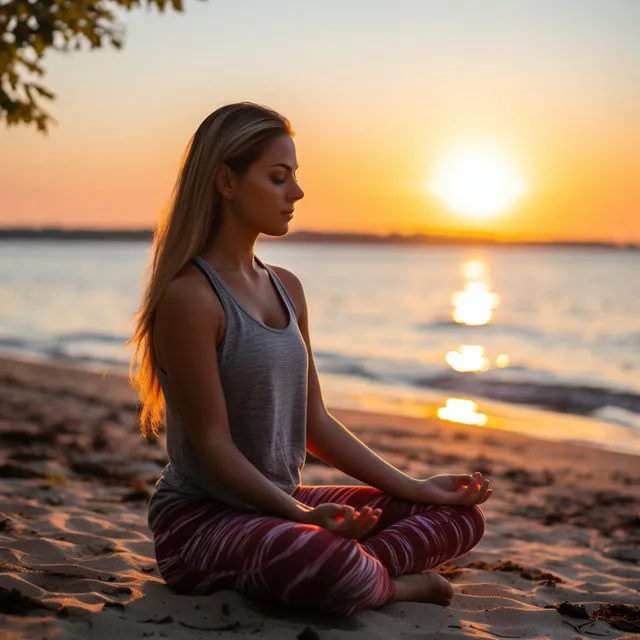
[152,486,485,616]
[293,484,486,576]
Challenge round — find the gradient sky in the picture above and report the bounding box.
[2,0,639,242]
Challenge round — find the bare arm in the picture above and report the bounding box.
[154,267,310,521]
[307,413,419,500]
[272,267,420,501]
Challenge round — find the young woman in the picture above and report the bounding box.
[130,102,492,616]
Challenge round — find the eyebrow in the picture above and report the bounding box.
[270,163,298,171]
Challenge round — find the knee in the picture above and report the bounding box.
[473,503,486,532]
[460,504,486,548]
[153,541,193,594]
[261,528,389,615]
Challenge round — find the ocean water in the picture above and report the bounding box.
[1,239,639,454]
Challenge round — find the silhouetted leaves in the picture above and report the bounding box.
[0,0,197,132]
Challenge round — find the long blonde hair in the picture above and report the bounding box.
[128,102,294,439]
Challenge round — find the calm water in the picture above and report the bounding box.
[1,240,639,453]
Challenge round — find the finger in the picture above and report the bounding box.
[342,505,356,524]
[476,482,492,503]
[461,476,485,503]
[330,510,358,537]
[349,510,371,533]
[475,478,489,497]
[465,479,479,495]
[461,473,481,492]
[353,507,373,529]
[475,480,490,502]
[362,508,382,531]
[363,506,382,521]
[335,514,370,539]
[357,506,382,522]
[357,509,380,537]
[479,488,493,504]
[455,476,475,494]
[359,506,375,525]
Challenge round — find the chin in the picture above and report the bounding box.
[262,223,291,238]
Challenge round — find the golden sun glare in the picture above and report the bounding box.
[429,145,526,219]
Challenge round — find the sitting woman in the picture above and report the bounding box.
[129,102,492,616]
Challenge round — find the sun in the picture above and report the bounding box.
[429,145,526,219]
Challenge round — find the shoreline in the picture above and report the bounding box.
[2,349,639,458]
[0,354,639,637]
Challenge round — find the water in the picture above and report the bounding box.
[1,239,639,454]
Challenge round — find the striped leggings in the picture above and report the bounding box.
[151,484,486,616]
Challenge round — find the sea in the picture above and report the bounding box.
[1,239,639,456]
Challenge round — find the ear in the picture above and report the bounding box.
[214,164,236,200]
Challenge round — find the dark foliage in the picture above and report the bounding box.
[0,0,188,132]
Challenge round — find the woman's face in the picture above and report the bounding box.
[230,134,305,237]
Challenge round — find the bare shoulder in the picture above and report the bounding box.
[154,263,225,363]
[159,263,223,317]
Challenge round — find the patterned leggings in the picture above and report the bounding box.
[151,484,486,616]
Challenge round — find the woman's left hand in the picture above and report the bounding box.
[408,471,493,506]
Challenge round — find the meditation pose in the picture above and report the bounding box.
[129,102,492,616]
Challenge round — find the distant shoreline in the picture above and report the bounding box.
[0,227,637,250]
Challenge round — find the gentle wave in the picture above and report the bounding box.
[416,320,640,349]
[418,373,640,416]
[0,333,131,368]
[416,320,547,337]
[4,334,640,430]
[56,332,131,345]
[315,350,640,429]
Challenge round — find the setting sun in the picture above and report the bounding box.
[429,145,526,219]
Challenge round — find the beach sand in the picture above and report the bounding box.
[0,355,638,639]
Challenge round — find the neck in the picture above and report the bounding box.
[201,213,260,273]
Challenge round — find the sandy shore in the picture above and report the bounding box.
[0,355,639,639]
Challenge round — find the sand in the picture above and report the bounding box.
[0,355,638,639]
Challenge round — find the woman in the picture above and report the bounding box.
[129,102,492,616]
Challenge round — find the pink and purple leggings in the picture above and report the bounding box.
[151,484,486,616]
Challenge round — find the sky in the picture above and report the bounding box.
[2,0,639,242]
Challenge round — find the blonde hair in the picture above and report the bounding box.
[128,102,294,439]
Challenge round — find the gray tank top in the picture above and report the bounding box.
[147,254,309,531]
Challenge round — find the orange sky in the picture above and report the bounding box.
[2,2,639,243]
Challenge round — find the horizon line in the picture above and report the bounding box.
[0,226,637,248]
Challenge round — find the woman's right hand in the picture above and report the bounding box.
[298,503,381,539]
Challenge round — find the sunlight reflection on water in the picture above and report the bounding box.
[437,398,488,426]
[441,257,505,427]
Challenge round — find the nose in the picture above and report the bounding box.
[290,180,304,202]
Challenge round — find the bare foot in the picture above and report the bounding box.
[390,571,454,607]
